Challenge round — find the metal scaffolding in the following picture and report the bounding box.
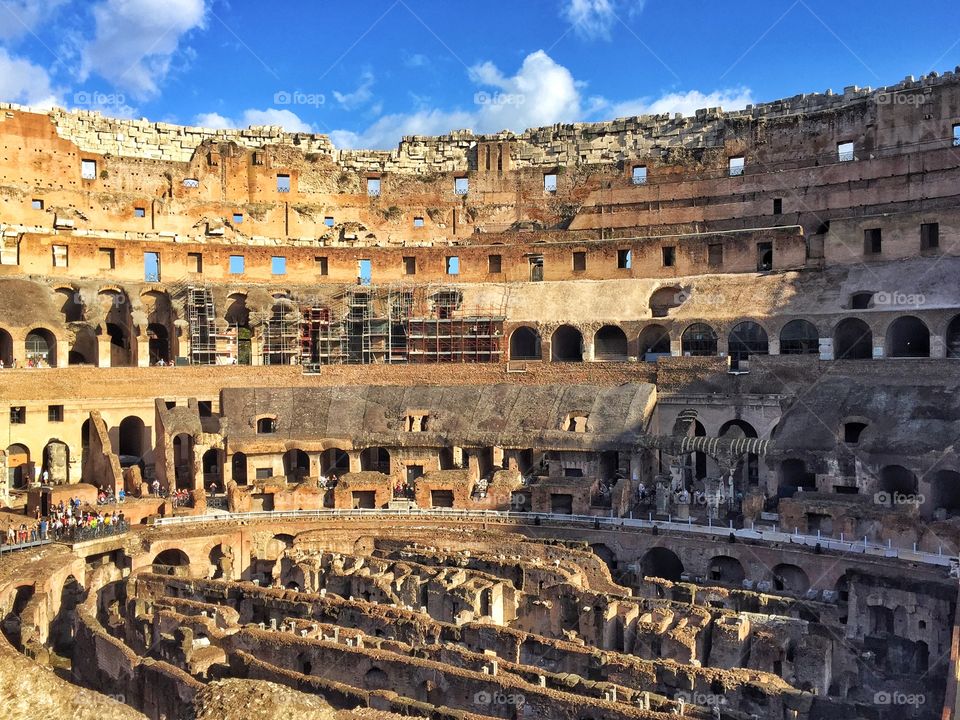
[260,300,300,365]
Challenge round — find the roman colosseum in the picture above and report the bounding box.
[0,69,959,719]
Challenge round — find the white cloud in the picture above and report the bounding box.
[561,0,646,41]
[330,108,475,150]
[0,0,68,41]
[404,53,428,68]
[79,0,208,99]
[333,71,375,110]
[193,108,313,132]
[606,87,755,118]
[0,48,60,108]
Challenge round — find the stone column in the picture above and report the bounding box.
[818,337,833,360]
[930,334,945,358]
[137,336,150,367]
[98,336,113,367]
[55,338,69,367]
[348,451,361,473]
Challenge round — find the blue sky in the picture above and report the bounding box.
[1,0,958,149]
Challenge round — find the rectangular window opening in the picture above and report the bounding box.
[757,241,773,271]
[544,173,557,192]
[632,165,647,185]
[277,174,291,193]
[773,198,783,215]
[618,248,632,269]
[10,407,25,424]
[413,216,424,228]
[403,256,417,275]
[864,228,882,255]
[271,256,287,275]
[367,177,381,196]
[529,255,543,282]
[954,124,960,147]
[52,245,68,268]
[454,177,469,195]
[229,255,245,274]
[187,252,203,273]
[488,254,502,274]
[233,213,243,224]
[324,216,335,227]
[708,243,723,267]
[81,159,97,180]
[358,259,372,285]
[99,248,115,270]
[921,222,940,251]
[48,405,63,422]
[661,246,675,267]
[144,252,161,282]
[446,256,460,275]
[728,156,744,176]
[134,207,146,218]
[316,256,329,276]
[31,199,44,210]
[838,141,855,162]
[572,251,586,272]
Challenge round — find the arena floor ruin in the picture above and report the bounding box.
[1,66,960,719]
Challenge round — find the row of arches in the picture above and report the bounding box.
[508,314,960,362]
[640,548,811,593]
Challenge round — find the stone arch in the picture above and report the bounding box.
[41,439,69,484]
[152,548,190,574]
[728,320,768,366]
[718,419,759,486]
[2,585,35,649]
[681,323,717,356]
[320,448,349,476]
[231,452,248,485]
[594,325,628,360]
[25,328,57,367]
[779,319,819,355]
[509,326,541,360]
[649,286,684,317]
[55,287,84,322]
[225,293,252,365]
[680,418,708,481]
[772,563,809,593]
[49,575,84,655]
[930,470,960,517]
[147,323,171,364]
[551,325,583,362]
[589,543,616,570]
[283,449,310,482]
[208,544,227,579]
[946,314,960,358]
[141,290,177,363]
[638,323,671,359]
[878,465,917,496]
[360,447,390,474]
[6,444,31,490]
[69,326,97,365]
[99,289,136,367]
[708,555,745,585]
[640,547,684,581]
[779,458,815,494]
[885,315,930,358]
[202,448,223,487]
[118,416,146,458]
[833,317,872,360]
[172,433,194,490]
[0,327,11,366]
[364,666,390,690]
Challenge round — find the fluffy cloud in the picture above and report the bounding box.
[0,0,68,41]
[333,71,375,110]
[79,0,208,98]
[561,0,646,40]
[193,108,313,132]
[0,48,60,108]
[606,87,755,118]
[330,107,475,151]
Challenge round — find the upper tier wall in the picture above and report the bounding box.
[2,70,957,172]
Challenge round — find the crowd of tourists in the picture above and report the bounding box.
[3,497,127,547]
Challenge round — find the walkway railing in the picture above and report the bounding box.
[150,508,957,569]
[0,539,51,555]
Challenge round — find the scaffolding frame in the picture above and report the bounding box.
[259,300,301,366]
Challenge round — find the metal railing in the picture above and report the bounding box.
[0,539,51,555]
[149,508,956,568]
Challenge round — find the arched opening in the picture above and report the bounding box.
[681,323,717,356]
[106,322,134,367]
[509,326,541,360]
[225,294,252,365]
[2,585,35,649]
[638,324,671,360]
[0,328,11,366]
[718,419,759,486]
[42,440,69,484]
[6,444,31,490]
[118,416,145,458]
[364,667,389,690]
[283,449,310,482]
[320,448,349,476]
[641,547,684,581]
[147,323,170,364]
[878,465,917,497]
[779,458,815,495]
[55,288,85,322]
[885,316,930,358]
[231,452,248,485]
[589,543,617,571]
[931,470,960,517]
[208,544,226,579]
[99,289,135,367]
[69,326,97,365]
[152,548,190,575]
[50,576,84,655]
[25,328,56,367]
[263,301,298,365]
[202,448,222,488]
[833,318,872,360]
[649,286,684,317]
[680,419,708,481]
[728,321,768,367]
[772,563,810,593]
[551,325,583,362]
[172,433,194,490]
[946,315,960,358]
[843,421,868,444]
[594,325,628,360]
[779,319,819,355]
[80,419,90,467]
[709,556,745,585]
[360,447,390,474]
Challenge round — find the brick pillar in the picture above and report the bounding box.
[819,337,833,360]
